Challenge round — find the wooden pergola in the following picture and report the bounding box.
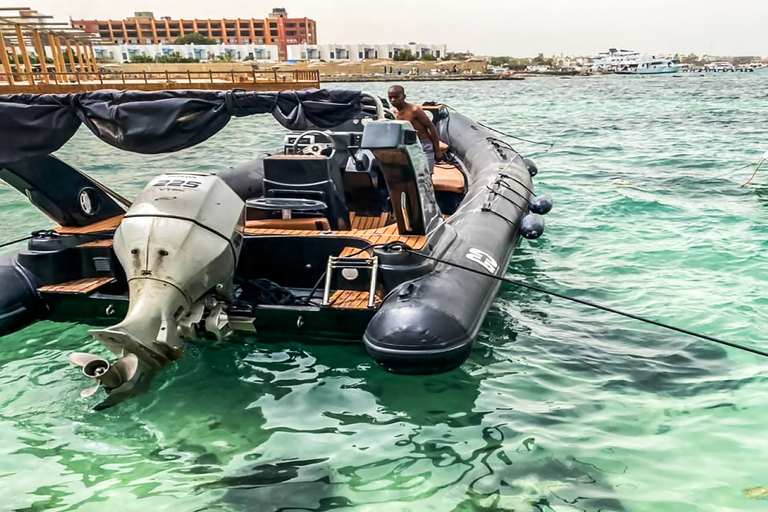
[0,7,320,93]
[0,7,110,87]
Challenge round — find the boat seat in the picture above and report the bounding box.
[343,168,385,217]
[262,155,350,230]
[244,218,331,231]
[432,162,466,193]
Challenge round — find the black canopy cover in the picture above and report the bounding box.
[0,89,363,164]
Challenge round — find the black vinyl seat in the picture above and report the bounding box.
[262,155,350,230]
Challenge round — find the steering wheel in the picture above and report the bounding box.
[292,130,337,158]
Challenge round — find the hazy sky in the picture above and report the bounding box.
[19,0,768,56]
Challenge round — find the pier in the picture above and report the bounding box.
[0,68,320,94]
[679,67,756,73]
[328,74,526,82]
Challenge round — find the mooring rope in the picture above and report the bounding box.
[375,241,768,359]
[441,104,555,150]
[739,153,768,187]
[0,235,33,250]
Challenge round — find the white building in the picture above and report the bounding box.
[93,43,280,63]
[285,43,447,61]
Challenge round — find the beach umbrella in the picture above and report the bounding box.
[338,60,365,74]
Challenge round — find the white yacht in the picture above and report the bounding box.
[704,61,735,71]
[615,58,679,75]
[588,48,640,71]
[588,48,679,75]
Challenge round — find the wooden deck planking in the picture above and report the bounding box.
[327,289,380,309]
[39,277,115,295]
[56,215,124,235]
[339,246,373,257]
[245,228,427,250]
[77,239,114,248]
[243,221,427,250]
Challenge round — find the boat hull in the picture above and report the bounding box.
[0,96,538,380]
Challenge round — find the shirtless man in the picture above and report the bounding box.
[387,85,442,173]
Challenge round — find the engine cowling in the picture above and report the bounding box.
[89,173,244,373]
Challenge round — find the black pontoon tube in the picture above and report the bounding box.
[364,109,534,374]
[0,256,43,336]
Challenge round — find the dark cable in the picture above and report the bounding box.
[0,235,33,249]
[381,242,768,358]
[482,122,555,150]
[442,104,555,150]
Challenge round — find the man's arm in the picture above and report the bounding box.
[416,108,442,161]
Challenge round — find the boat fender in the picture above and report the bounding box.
[530,195,553,215]
[520,213,545,239]
[523,158,538,177]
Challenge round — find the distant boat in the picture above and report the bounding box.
[704,61,735,72]
[587,48,640,71]
[615,58,679,75]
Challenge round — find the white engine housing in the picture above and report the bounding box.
[116,173,244,301]
[91,173,244,367]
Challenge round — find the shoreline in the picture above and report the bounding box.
[323,71,584,82]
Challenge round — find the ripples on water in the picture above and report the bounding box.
[1,74,767,511]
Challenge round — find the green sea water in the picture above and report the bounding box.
[1,74,767,511]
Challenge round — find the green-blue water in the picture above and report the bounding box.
[1,74,767,511]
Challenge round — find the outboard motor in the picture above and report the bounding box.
[79,173,244,403]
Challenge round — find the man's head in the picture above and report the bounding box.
[387,85,406,109]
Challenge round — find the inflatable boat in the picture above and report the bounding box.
[0,89,550,406]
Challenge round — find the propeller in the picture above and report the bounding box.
[68,352,140,398]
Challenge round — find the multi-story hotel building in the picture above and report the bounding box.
[286,43,448,61]
[71,8,317,61]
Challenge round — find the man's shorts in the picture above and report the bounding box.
[420,139,435,174]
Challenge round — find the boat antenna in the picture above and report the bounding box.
[739,151,768,187]
[379,241,768,359]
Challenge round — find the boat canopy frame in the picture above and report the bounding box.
[0,89,364,165]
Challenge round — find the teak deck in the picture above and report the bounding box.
[39,277,115,295]
[55,215,124,235]
[77,239,114,248]
[242,221,428,250]
[327,289,380,309]
[56,213,426,250]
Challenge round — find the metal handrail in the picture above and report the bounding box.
[0,68,320,86]
[360,91,385,119]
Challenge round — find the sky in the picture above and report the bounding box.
[16,0,768,57]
